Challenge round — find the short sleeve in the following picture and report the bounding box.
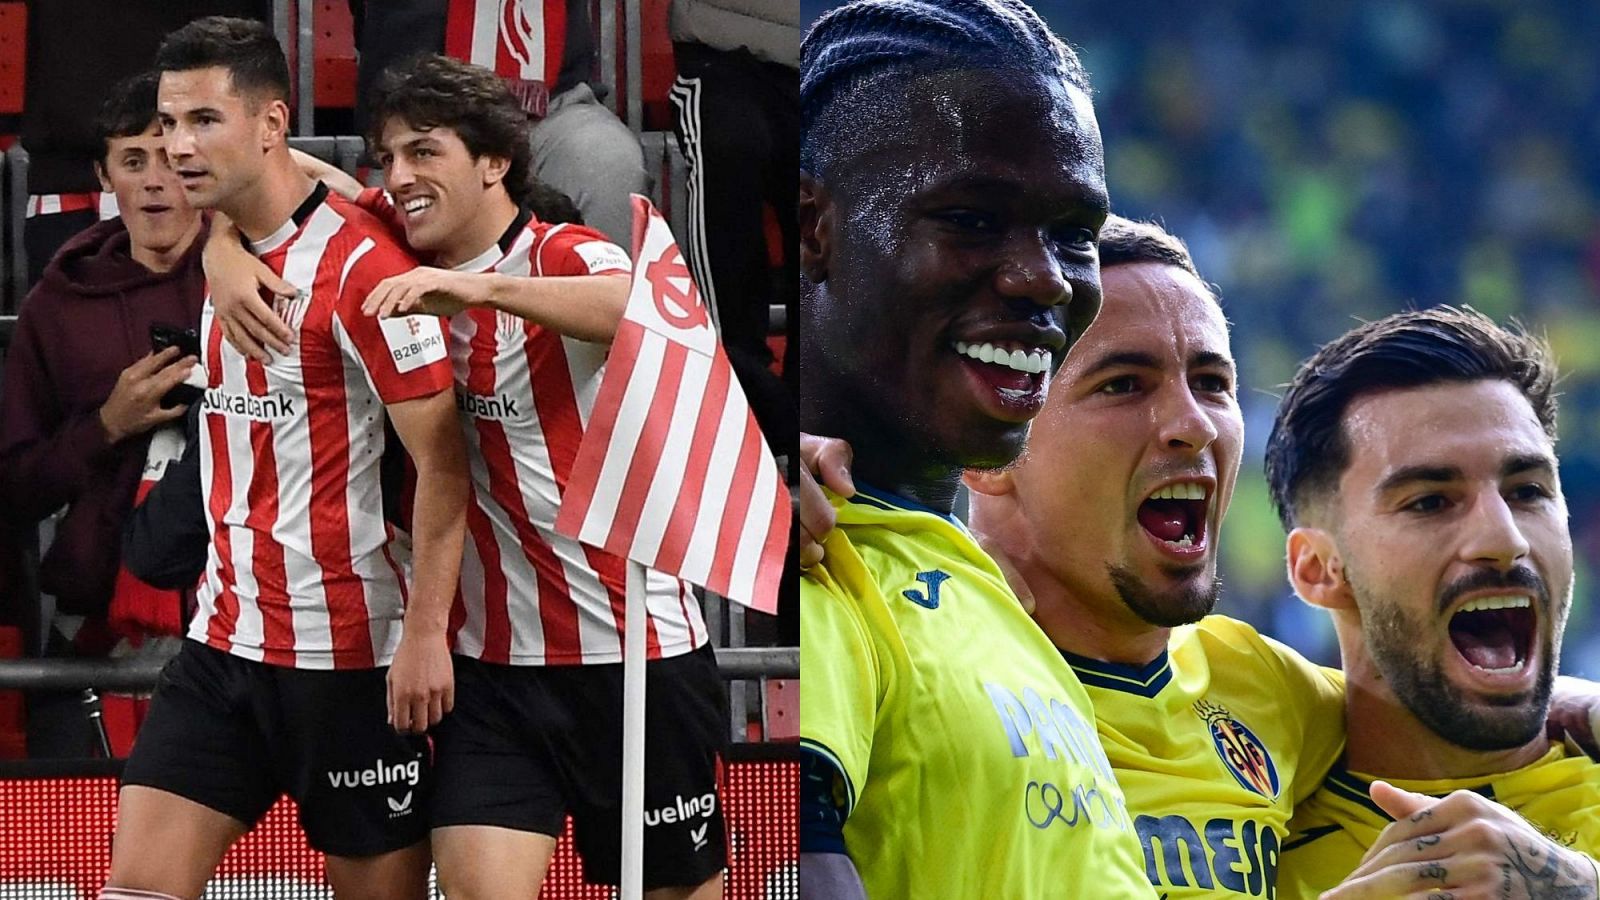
[332,237,454,404]
[536,224,634,277]
[799,554,884,819]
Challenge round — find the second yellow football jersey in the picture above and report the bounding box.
[1064,616,1348,898]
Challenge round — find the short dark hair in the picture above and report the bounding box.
[95,72,161,165]
[155,16,290,104]
[800,0,1091,178]
[1265,306,1559,530]
[366,54,536,209]
[1099,216,1202,281]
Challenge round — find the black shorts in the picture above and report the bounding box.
[431,644,730,889]
[121,640,431,857]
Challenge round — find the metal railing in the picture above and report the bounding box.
[0,646,795,693]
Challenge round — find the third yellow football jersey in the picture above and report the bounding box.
[1280,743,1600,898]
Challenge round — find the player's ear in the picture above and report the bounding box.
[800,171,831,284]
[258,96,290,152]
[94,160,113,193]
[480,153,510,188]
[963,466,1015,497]
[1286,527,1354,611]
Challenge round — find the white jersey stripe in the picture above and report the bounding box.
[630,348,713,560]
[677,365,751,588]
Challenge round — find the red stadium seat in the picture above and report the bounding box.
[0,3,24,117]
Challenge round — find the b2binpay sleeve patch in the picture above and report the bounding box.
[378,314,449,373]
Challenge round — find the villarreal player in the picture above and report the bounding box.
[797,2,1153,897]
[1265,307,1600,898]
[962,216,1347,899]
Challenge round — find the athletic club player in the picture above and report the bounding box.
[207,53,729,899]
[101,18,467,900]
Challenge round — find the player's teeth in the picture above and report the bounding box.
[1459,595,1532,614]
[959,341,1050,374]
[1172,534,1194,548]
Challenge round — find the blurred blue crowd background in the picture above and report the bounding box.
[801,0,1600,675]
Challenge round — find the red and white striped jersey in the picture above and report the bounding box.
[193,184,454,670]
[445,0,568,117]
[361,189,710,665]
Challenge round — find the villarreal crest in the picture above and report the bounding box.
[1195,700,1280,800]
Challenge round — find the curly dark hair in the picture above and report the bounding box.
[366,54,536,209]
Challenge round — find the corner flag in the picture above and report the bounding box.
[555,195,790,613]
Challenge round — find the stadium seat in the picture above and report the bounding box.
[3,144,25,314]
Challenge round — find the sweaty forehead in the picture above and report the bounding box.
[1341,380,1552,483]
[833,68,1103,195]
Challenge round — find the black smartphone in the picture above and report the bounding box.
[150,323,205,408]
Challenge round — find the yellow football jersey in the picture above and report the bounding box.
[800,486,1154,899]
[1064,616,1348,898]
[1280,744,1600,898]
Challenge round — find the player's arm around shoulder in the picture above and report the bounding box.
[364,226,631,344]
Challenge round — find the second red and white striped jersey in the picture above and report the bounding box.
[193,183,455,670]
[360,189,709,665]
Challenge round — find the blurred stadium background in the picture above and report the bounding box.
[801,0,1600,675]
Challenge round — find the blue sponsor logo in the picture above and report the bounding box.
[902,570,949,609]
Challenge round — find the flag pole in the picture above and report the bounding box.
[620,559,648,900]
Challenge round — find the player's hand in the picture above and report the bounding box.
[98,348,198,443]
[386,630,454,734]
[798,433,855,568]
[363,267,486,319]
[1318,782,1600,899]
[1546,675,1600,760]
[203,222,296,362]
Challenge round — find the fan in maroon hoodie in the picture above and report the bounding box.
[0,72,204,647]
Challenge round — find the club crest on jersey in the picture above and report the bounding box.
[1195,700,1279,800]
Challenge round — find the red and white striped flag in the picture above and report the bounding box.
[555,196,790,613]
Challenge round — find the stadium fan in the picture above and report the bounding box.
[17,0,270,288]
[667,0,798,450]
[1268,308,1600,897]
[100,17,468,900]
[802,221,1600,898]
[0,71,208,754]
[346,0,648,249]
[796,1,1152,897]
[202,52,729,899]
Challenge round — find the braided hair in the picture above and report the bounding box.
[800,0,1090,176]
